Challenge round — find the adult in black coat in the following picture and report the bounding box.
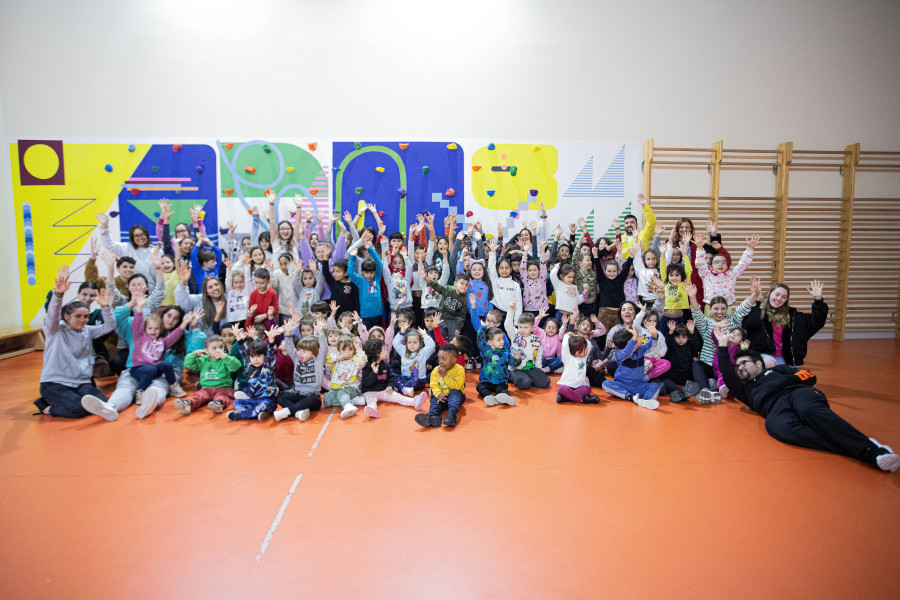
[741,279,827,367]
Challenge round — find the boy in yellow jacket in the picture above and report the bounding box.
[416,344,465,428]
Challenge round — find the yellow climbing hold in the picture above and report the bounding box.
[447,143,458,150]
[286,167,295,172]
[376,167,385,173]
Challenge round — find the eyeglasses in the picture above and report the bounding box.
[735,360,754,368]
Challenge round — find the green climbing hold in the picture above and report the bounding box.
[510,166,518,176]
[422,166,430,174]
[354,142,362,150]
[355,187,363,195]
[263,144,271,153]
[152,166,160,173]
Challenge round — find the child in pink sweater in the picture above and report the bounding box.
[519,243,550,315]
[695,233,759,305]
[130,295,190,404]
[534,308,564,372]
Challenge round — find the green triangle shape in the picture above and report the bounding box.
[128,199,207,225]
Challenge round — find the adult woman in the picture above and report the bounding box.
[36,266,116,418]
[742,280,828,367]
[267,191,299,260]
[174,262,228,335]
[97,211,157,288]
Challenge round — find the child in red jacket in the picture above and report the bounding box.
[246,267,279,329]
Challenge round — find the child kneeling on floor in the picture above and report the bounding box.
[556,333,601,404]
[176,333,242,415]
[601,324,661,410]
[416,344,466,428]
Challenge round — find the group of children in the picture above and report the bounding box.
[40,193,772,429]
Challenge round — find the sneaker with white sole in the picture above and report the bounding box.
[869,438,900,472]
[208,400,224,413]
[483,395,499,406]
[81,395,118,421]
[364,404,381,418]
[295,409,311,421]
[669,389,686,403]
[173,398,191,416]
[697,389,721,404]
[133,389,143,405]
[257,410,272,421]
[683,381,702,399]
[168,383,187,398]
[414,392,428,411]
[273,407,291,421]
[633,396,660,410]
[135,389,159,419]
[495,393,516,406]
[340,404,358,419]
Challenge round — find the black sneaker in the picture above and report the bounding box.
[257,411,273,421]
[556,394,568,403]
[581,395,601,404]
[415,413,441,427]
[33,397,50,415]
[442,412,458,427]
[226,411,240,421]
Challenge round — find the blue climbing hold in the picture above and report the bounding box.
[530,189,538,196]
[488,143,496,150]
[196,165,204,174]
[398,188,407,198]
[332,167,341,174]
[104,164,113,172]
[109,211,119,218]
[219,227,230,235]
[153,212,160,218]
[128,144,136,152]
[487,190,495,197]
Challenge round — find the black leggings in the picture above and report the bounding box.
[277,391,322,414]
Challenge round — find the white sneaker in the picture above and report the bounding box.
[208,400,224,413]
[234,391,249,400]
[340,404,358,419]
[295,409,311,421]
[273,407,291,421]
[81,395,118,421]
[870,438,900,472]
[483,395,499,406]
[634,396,660,410]
[173,398,191,416]
[169,383,187,398]
[496,393,516,406]
[697,389,721,404]
[135,389,159,419]
[133,389,143,405]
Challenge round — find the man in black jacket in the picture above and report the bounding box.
[714,322,898,472]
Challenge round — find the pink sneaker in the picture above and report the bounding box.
[414,392,428,411]
[364,404,381,418]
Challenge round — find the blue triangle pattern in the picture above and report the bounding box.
[562,145,625,198]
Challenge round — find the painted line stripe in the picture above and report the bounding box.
[125,186,200,191]
[307,407,336,458]
[126,177,192,182]
[255,473,303,562]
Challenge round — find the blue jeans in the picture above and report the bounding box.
[427,389,463,417]
[131,362,176,390]
[543,356,563,372]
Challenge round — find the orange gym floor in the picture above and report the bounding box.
[1,339,898,599]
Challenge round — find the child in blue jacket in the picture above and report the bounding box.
[601,323,661,410]
[474,319,518,407]
[347,232,384,329]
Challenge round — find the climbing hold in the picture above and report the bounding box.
[332,167,340,174]
[154,212,161,219]
[533,145,541,151]
[398,188,407,198]
[466,211,474,217]
[224,143,234,150]
[152,166,160,173]
[488,143,496,150]
[199,211,205,219]
[263,144,271,153]
[487,190,495,197]
[130,188,139,195]
[422,166,430,174]
[445,188,456,197]
[175,190,182,195]
[378,211,386,218]
[265,188,273,195]
[399,143,409,150]
[354,142,362,150]
[172,144,183,153]
[219,227,230,235]
[376,167,385,173]
[224,189,234,196]
[289,211,296,218]
[286,167,295,172]
[246,208,254,215]
[510,211,519,219]
[245,165,256,174]
[104,164,113,172]
[355,187,363,195]
[472,165,482,172]
[446,143,457,150]
[306,189,316,196]
[308,142,317,151]
[510,166,518,176]
[128,144,136,152]
[530,189,538,196]
[196,166,204,174]
[109,211,119,218]
[501,165,508,171]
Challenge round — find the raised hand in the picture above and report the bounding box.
[231,323,246,341]
[667,320,677,334]
[53,265,71,294]
[177,262,192,285]
[808,279,824,300]
[706,220,717,234]
[713,321,729,345]
[636,193,648,206]
[746,234,761,249]
[148,245,162,269]
[95,287,111,307]
[683,282,697,298]
[215,301,226,320]
[749,274,762,299]
[686,319,696,334]
[654,222,665,237]
[96,212,110,228]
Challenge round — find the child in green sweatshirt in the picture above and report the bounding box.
[175,334,242,415]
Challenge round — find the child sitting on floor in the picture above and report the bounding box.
[601,324,661,410]
[361,337,428,418]
[415,344,466,428]
[556,333,601,404]
[228,325,282,421]
[325,335,367,418]
[177,333,242,415]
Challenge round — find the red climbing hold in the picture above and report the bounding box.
[172,144,183,153]
[224,189,234,196]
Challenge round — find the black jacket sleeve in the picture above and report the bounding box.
[718,346,749,405]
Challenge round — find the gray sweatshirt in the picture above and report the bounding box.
[282,332,328,394]
[40,294,116,387]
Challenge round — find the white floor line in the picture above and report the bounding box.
[256,473,303,562]
[307,407,336,458]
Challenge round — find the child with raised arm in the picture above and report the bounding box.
[504,301,551,390]
[601,323,661,410]
[347,230,384,329]
[188,232,223,290]
[428,271,470,340]
[695,233,759,306]
[391,326,437,399]
[556,333,601,404]
[549,262,589,323]
[245,268,279,329]
[519,242,550,317]
[657,238,693,332]
[534,309,564,373]
[658,321,704,403]
[474,321,518,407]
[361,337,428,418]
[416,344,466,428]
[177,334,242,415]
[274,317,328,422]
[129,293,191,407]
[487,237,523,323]
[228,324,281,421]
